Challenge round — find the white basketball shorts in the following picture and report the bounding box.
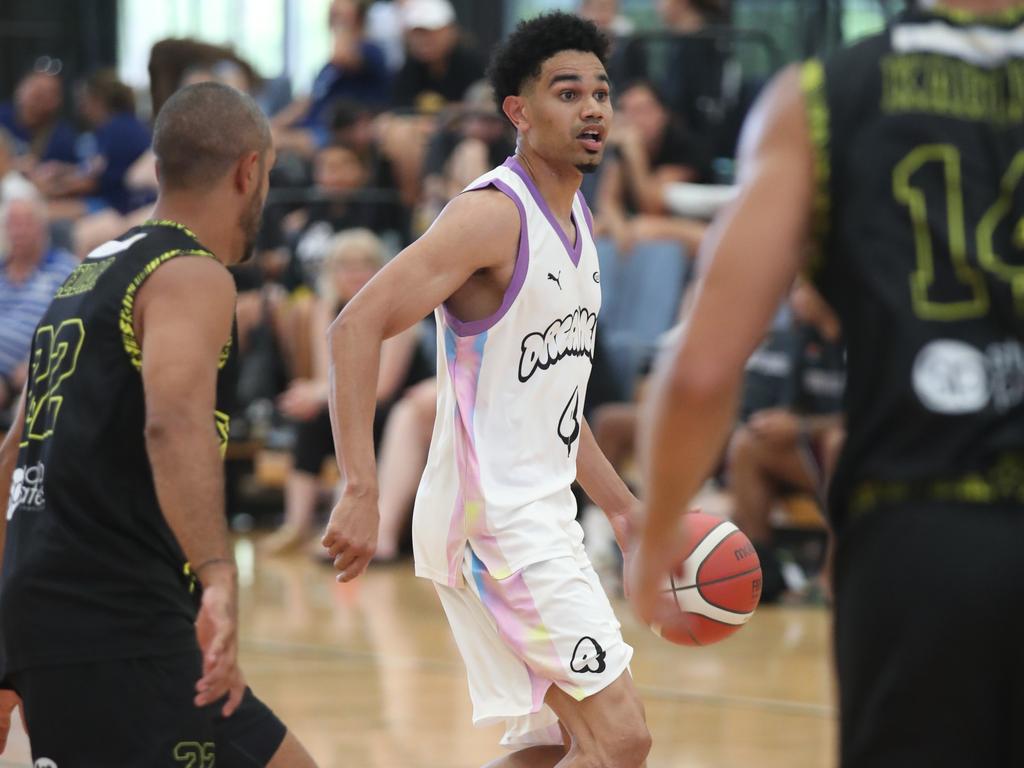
[434,544,634,749]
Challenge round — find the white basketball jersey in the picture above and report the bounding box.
[413,157,602,586]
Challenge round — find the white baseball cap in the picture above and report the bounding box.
[403,0,456,30]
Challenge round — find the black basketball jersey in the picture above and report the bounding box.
[803,8,1024,529]
[0,220,236,675]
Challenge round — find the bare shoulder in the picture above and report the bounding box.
[141,254,236,303]
[415,187,521,270]
[134,254,236,341]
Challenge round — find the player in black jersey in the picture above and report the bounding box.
[628,1,1024,765]
[0,83,316,766]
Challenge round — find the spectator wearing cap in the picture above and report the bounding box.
[0,66,78,173]
[273,0,393,159]
[378,0,485,207]
[391,0,485,113]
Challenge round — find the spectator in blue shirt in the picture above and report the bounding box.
[0,68,78,171]
[0,195,77,416]
[38,70,154,221]
[274,0,392,158]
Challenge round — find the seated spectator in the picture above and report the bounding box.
[0,64,78,173]
[266,141,401,291]
[272,0,392,159]
[0,128,37,203]
[727,280,845,603]
[622,0,730,152]
[378,0,485,206]
[38,70,153,223]
[0,195,77,420]
[594,80,707,388]
[262,229,430,554]
[416,80,514,232]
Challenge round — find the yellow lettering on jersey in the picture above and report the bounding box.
[883,55,1024,125]
[54,259,115,299]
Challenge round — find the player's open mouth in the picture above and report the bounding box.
[577,128,603,152]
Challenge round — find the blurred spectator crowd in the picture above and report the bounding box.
[0,0,845,601]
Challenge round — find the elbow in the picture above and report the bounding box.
[144,416,174,447]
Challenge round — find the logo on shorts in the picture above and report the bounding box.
[34,759,58,768]
[570,636,607,674]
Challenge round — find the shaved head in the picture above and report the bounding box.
[153,82,271,191]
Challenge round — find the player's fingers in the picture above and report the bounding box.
[336,553,370,583]
[333,549,359,574]
[221,678,246,718]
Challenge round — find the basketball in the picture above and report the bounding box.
[653,511,762,647]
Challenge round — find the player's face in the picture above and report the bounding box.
[524,51,612,174]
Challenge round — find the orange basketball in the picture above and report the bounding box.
[655,511,762,647]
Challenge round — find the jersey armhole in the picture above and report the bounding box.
[441,179,531,337]
[118,249,219,370]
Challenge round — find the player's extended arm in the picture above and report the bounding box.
[576,418,637,552]
[136,255,243,712]
[628,66,815,623]
[322,189,520,581]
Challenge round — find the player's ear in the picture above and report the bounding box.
[234,151,261,194]
[503,94,529,133]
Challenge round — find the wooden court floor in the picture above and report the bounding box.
[1,537,836,767]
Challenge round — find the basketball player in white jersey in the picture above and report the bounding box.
[322,11,651,768]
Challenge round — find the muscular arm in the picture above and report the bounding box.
[576,418,637,550]
[635,66,814,578]
[137,256,237,587]
[322,189,519,578]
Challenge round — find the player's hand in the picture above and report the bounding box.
[194,575,241,715]
[0,689,23,754]
[749,408,802,445]
[624,512,691,636]
[321,485,379,582]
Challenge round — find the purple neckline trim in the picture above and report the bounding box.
[442,177,530,337]
[576,190,595,241]
[503,156,583,267]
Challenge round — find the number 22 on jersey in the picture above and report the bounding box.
[24,319,86,442]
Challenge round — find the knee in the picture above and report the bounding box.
[596,713,651,767]
[608,721,652,767]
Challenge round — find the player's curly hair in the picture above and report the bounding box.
[487,12,610,111]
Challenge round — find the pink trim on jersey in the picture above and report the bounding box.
[445,333,488,585]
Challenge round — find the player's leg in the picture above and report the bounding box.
[441,547,649,768]
[542,670,650,767]
[214,686,318,767]
[265,730,318,767]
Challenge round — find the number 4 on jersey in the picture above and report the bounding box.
[25,319,86,441]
